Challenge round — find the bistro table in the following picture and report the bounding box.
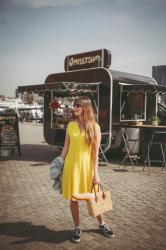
[112,123,166,175]
[143,130,166,174]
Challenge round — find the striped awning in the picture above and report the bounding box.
[17,82,101,96]
[119,83,166,95]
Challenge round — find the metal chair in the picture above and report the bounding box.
[99,145,109,164]
[120,128,140,168]
[144,131,166,175]
[98,132,112,169]
[99,132,110,166]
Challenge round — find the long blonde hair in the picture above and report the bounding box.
[74,96,97,146]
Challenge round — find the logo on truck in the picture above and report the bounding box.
[69,55,101,67]
[64,49,111,71]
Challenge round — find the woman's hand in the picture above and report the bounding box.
[93,172,100,184]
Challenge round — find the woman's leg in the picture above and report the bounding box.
[97,214,114,237]
[70,200,80,227]
[96,214,105,225]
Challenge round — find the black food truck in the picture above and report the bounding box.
[18,49,166,160]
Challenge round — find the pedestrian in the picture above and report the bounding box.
[60,96,114,243]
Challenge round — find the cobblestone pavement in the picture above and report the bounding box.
[0,123,166,250]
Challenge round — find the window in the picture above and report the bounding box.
[120,85,146,122]
[50,97,74,129]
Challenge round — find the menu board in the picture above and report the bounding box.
[0,114,21,155]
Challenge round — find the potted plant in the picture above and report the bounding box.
[152,116,160,126]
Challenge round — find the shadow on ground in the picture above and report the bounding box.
[0,221,71,244]
[0,144,60,163]
[0,222,100,245]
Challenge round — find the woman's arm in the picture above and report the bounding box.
[60,127,70,161]
[92,124,101,184]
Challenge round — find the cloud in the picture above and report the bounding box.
[12,0,90,8]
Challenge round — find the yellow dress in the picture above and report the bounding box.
[62,121,97,200]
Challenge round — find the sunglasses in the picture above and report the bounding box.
[73,103,82,108]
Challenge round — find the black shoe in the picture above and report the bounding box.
[99,224,114,238]
[71,228,81,243]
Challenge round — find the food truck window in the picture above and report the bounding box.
[99,85,110,131]
[146,92,156,122]
[50,96,74,129]
[47,83,99,130]
[49,95,98,129]
[120,89,146,121]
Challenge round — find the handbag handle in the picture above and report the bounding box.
[91,183,106,202]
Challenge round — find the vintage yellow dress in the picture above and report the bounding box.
[62,121,98,200]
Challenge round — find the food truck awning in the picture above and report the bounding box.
[110,70,157,85]
[44,82,101,96]
[119,83,166,94]
[17,84,45,93]
[17,82,101,95]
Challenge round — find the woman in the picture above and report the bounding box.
[60,96,114,243]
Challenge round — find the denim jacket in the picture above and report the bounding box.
[49,156,64,193]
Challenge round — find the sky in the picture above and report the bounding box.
[0,0,166,97]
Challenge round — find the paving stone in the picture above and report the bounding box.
[0,123,166,250]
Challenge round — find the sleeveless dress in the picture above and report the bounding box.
[62,121,98,200]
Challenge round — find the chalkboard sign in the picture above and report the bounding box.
[0,114,21,156]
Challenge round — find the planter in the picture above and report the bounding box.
[152,121,158,126]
